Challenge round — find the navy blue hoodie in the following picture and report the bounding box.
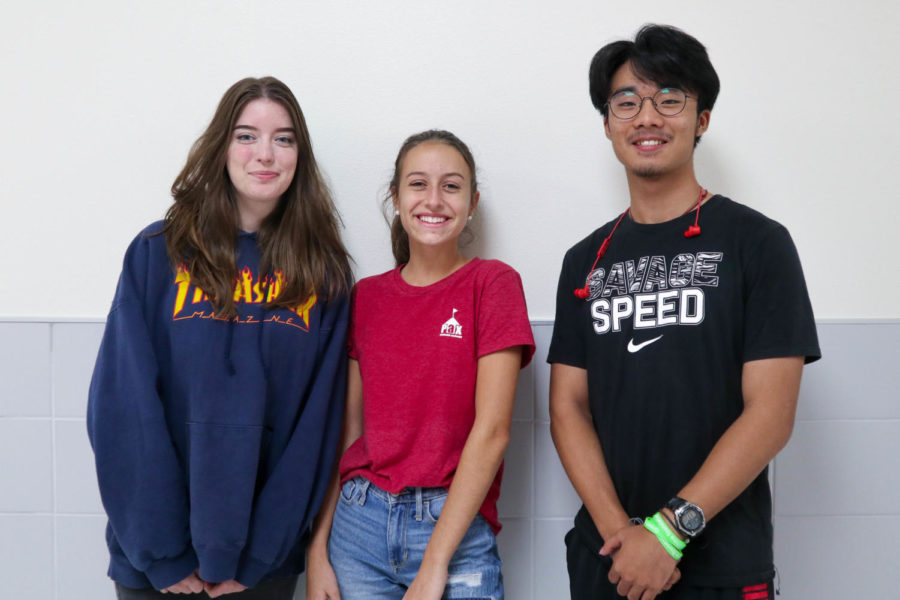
[87,222,347,590]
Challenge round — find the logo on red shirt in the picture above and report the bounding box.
[440,308,463,339]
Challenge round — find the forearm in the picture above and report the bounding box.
[308,466,343,555]
[549,364,629,540]
[421,425,509,568]
[676,356,803,522]
[421,348,521,569]
[309,357,364,556]
[677,406,791,521]
[308,431,360,555]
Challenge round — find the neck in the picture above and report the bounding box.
[401,244,470,287]
[626,169,704,224]
[237,199,278,233]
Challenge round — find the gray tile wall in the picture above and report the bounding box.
[1,320,896,599]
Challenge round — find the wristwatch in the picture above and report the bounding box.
[665,497,706,538]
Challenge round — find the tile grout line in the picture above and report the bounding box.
[529,358,536,600]
[50,323,58,600]
[770,458,777,518]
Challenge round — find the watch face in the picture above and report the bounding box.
[681,506,703,533]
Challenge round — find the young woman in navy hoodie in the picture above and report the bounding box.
[87,77,352,599]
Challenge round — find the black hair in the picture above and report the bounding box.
[589,24,720,143]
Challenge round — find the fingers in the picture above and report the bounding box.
[599,535,623,557]
[161,572,205,595]
[640,588,658,600]
[205,580,247,598]
[185,574,204,594]
[308,588,342,600]
[607,566,620,584]
[663,567,681,590]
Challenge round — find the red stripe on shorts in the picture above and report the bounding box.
[741,583,769,600]
[742,583,769,599]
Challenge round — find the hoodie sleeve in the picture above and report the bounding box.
[86,234,197,590]
[234,292,349,588]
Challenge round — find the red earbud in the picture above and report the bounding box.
[573,188,707,299]
[572,210,628,299]
[683,190,704,238]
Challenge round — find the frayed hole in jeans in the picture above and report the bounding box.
[447,571,483,587]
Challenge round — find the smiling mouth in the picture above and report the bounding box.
[417,215,449,224]
[634,140,665,147]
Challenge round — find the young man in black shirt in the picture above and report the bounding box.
[548,24,820,600]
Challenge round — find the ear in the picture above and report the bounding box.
[469,190,480,216]
[391,187,399,213]
[695,109,711,138]
[604,116,612,140]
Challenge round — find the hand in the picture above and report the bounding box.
[204,580,247,598]
[306,545,342,600]
[599,524,678,600]
[401,562,448,600]
[160,572,204,594]
[663,567,681,591]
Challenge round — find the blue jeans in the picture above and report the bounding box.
[328,477,503,600]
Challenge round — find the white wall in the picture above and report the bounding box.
[1,1,898,319]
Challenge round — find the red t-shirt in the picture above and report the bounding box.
[340,258,535,533]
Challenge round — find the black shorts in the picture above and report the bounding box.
[565,528,774,600]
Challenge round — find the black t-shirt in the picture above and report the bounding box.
[548,196,820,587]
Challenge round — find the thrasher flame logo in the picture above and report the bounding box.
[172,265,316,330]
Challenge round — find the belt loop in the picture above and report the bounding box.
[357,479,370,506]
[415,487,423,521]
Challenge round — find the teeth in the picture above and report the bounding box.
[637,140,663,146]
[419,216,447,223]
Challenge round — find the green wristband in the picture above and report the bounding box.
[650,513,687,551]
[645,519,682,560]
[644,514,684,560]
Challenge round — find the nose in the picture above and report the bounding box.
[633,97,664,127]
[256,139,274,164]
[424,184,442,208]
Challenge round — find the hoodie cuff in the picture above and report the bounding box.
[235,556,272,589]
[143,547,199,590]
[196,547,241,584]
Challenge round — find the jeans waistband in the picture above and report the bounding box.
[347,477,447,521]
[351,477,448,502]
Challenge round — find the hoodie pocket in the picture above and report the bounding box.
[186,422,263,551]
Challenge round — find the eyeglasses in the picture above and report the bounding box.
[606,88,694,120]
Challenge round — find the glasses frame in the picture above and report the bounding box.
[605,88,695,120]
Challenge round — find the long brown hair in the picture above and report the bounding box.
[383,130,478,266]
[163,76,351,317]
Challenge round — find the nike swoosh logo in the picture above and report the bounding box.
[627,334,664,353]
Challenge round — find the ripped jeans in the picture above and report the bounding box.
[328,477,503,600]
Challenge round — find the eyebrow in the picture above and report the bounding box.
[611,85,640,96]
[611,84,682,97]
[405,171,466,179]
[233,125,296,133]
